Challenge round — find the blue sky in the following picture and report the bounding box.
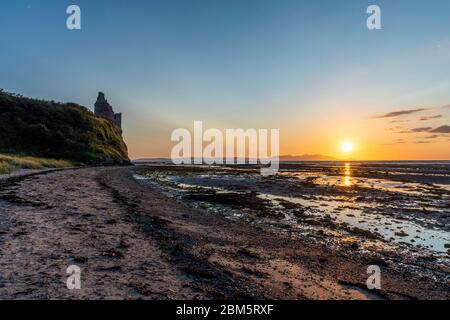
[1,0,450,159]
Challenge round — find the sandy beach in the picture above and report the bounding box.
[0,166,448,300]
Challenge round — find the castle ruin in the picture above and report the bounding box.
[94,92,122,129]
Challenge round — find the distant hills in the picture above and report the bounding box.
[279,154,336,161]
[134,154,337,162]
[0,90,130,164]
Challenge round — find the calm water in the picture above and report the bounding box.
[135,161,450,256]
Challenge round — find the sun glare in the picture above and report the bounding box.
[341,142,353,153]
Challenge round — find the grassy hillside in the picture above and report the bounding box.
[0,154,74,174]
[0,90,129,165]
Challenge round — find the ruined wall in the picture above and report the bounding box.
[94,92,122,130]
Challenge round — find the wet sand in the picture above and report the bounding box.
[0,166,448,299]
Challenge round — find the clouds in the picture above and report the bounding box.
[430,125,450,133]
[388,125,450,144]
[396,125,450,134]
[411,127,433,132]
[419,115,443,121]
[371,103,449,120]
[390,119,410,124]
[372,103,450,147]
[370,104,450,145]
[371,108,429,119]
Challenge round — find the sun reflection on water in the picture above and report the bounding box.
[342,163,352,187]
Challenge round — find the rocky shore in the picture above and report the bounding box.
[0,167,448,299]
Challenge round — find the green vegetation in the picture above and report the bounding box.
[0,90,129,166]
[0,153,74,174]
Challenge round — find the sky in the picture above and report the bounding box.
[1,0,450,160]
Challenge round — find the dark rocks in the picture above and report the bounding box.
[237,247,260,260]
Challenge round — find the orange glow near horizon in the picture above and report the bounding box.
[126,131,450,160]
[124,110,450,161]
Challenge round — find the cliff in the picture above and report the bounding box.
[0,90,130,165]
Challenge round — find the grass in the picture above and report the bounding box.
[0,90,129,164]
[0,153,74,174]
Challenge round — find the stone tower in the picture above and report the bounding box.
[94,92,122,129]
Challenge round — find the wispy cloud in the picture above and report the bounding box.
[390,119,410,124]
[371,108,429,119]
[411,127,433,132]
[383,130,448,145]
[396,125,450,134]
[430,125,450,133]
[382,138,407,145]
[419,115,443,121]
[371,103,450,120]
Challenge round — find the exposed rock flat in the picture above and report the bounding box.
[0,167,447,299]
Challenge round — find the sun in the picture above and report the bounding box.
[341,141,353,153]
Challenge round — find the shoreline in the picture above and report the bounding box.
[0,166,448,299]
[0,168,63,181]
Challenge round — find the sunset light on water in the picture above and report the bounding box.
[0,0,449,307]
